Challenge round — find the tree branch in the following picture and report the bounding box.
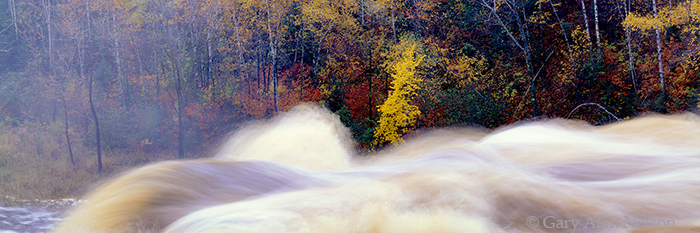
[480,0,526,53]
[567,103,622,122]
[512,49,554,118]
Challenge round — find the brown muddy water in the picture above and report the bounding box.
[20,105,700,232]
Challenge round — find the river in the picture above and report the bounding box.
[10,106,700,232]
[0,198,78,233]
[53,107,700,232]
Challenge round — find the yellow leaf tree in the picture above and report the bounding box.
[373,43,424,146]
[623,1,700,103]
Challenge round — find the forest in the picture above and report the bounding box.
[0,0,699,186]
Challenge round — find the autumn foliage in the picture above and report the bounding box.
[374,42,424,146]
[0,0,699,160]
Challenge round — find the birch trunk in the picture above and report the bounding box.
[593,0,602,62]
[625,0,636,91]
[652,0,665,94]
[580,0,594,60]
[231,1,248,114]
[549,0,574,66]
[176,64,184,159]
[45,0,52,69]
[112,12,129,111]
[265,0,279,114]
[9,0,17,39]
[480,0,537,116]
[206,29,213,88]
[626,26,636,91]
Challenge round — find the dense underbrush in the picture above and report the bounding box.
[0,122,180,199]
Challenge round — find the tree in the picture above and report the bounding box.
[146,0,193,159]
[651,0,664,97]
[478,0,538,116]
[624,0,700,111]
[373,42,423,146]
[55,1,82,166]
[593,0,602,62]
[264,0,281,114]
[613,0,637,91]
[546,0,574,65]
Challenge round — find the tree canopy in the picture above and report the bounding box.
[1,0,699,156]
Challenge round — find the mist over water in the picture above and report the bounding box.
[54,104,700,232]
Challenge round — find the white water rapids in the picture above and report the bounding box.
[9,104,700,232]
[0,198,77,233]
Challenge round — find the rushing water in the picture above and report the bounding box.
[0,198,77,233]
[52,104,700,232]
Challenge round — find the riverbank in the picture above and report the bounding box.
[0,123,183,200]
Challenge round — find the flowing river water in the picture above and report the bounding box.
[0,198,78,233]
[10,104,700,232]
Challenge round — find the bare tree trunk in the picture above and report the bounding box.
[481,0,537,116]
[193,39,200,91]
[189,1,201,91]
[85,0,91,32]
[9,0,17,39]
[231,2,248,114]
[163,37,185,159]
[52,100,57,122]
[652,0,665,94]
[257,45,261,87]
[608,0,637,92]
[391,0,397,44]
[112,12,128,111]
[299,0,306,101]
[515,0,536,116]
[312,37,322,88]
[176,66,184,159]
[263,48,267,91]
[206,30,213,88]
[45,0,52,67]
[274,61,279,114]
[45,0,55,125]
[625,0,636,91]
[154,47,160,107]
[265,0,279,114]
[593,0,602,62]
[81,0,91,95]
[208,0,219,90]
[626,26,636,91]
[136,47,148,103]
[580,0,594,60]
[88,73,102,173]
[158,0,186,159]
[549,0,574,66]
[520,27,536,115]
[62,94,75,166]
[78,0,100,172]
[166,53,185,159]
[135,43,145,78]
[71,3,87,166]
